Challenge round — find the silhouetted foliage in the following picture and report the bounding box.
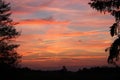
[89,0,120,66]
[0,0,21,67]
[89,0,120,21]
[61,66,68,72]
[1,66,120,80]
[107,37,120,66]
[110,23,117,37]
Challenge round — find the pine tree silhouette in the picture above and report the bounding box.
[89,0,120,66]
[0,0,21,67]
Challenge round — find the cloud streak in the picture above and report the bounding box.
[6,0,114,69]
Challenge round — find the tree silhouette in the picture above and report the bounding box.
[0,0,21,67]
[89,0,120,66]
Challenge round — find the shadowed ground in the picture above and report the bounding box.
[0,65,120,80]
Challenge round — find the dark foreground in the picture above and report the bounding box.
[0,65,120,80]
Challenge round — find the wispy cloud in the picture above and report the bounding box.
[6,0,114,69]
[19,18,70,25]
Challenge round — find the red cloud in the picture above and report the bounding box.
[18,19,70,26]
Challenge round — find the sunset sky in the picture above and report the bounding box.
[6,0,117,71]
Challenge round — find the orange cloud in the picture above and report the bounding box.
[43,30,107,40]
[17,35,111,58]
[18,19,70,26]
[21,55,107,71]
[8,0,114,69]
[71,19,114,27]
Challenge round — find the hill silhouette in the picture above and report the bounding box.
[0,65,120,80]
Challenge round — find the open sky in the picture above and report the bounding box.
[6,0,117,71]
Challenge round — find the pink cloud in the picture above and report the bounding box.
[5,0,114,69]
[18,19,70,26]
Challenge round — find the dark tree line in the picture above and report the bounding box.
[0,0,21,67]
[89,0,120,66]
